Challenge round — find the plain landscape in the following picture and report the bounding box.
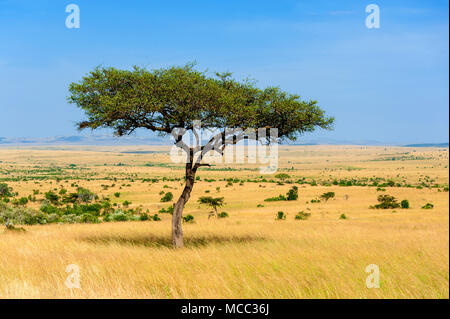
[0,144,448,298]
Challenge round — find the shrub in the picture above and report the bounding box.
[373,195,400,209]
[0,183,12,197]
[44,191,60,204]
[183,214,195,223]
[218,212,229,218]
[76,187,95,203]
[114,192,121,198]
[40,201,61,215]
[401,200,410,209]
[47,213,60,223]
[111,211,129,221]
[152,214,161,221]
[13,197,29,206]
[295,211,311,220]
[159,205,174,214]
[320,192,335,201]
[160,192,173,202]
[286,186,298,201]
[61,214,80,224]
[276,211,286,220]
[265,186,298,202]
[422,203,434,209]
[80,213,99,223]
[122,200,131,207]
[275,173,290,181]
[264,195,286,202]
[139,213,149,221]
[339,213,347,220]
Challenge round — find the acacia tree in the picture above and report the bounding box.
[68,64,334,248]
[198,196,225,218]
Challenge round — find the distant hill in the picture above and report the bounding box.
[0,135,170,146]
[403,143,449,148]
[0,135,448,148]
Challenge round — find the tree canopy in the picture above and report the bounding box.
[68,64,334,141]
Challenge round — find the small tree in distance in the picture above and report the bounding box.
[68,63,334,248]
[198,196,225,218]
[275,173,290,182]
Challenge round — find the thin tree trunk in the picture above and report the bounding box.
[172,160,196,248]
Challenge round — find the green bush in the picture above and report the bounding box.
[111,211,130,221]
[218,212,229,218]
[422,203,434,209]
[44,191,60,204]
[401,200,410,209]
[122,200,131,207]
[159,205,174,214]
[339,213,347,220]
[160,192,173,202]
[264,194,286,202]
[80,213,99,223]
[373,195,400,209]
[320,192,335,201]
[276,211,286,220]
[76,187,95,203]
[183,214,195,223]
[275,173,290,181]
[61,214,80,224]
[295,211,311,220]
[114,192,121,198]
[0,183,13,197]
[152,213,161,221]
[286,186,298,201]
[13,197,29,206]
[139,213,149,221]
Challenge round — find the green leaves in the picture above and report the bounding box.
[197,196,224,209]
[68,64,334,141]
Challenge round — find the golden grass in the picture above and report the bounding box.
[0,145,448,298]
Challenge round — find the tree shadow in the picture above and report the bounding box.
[80,233,267,248]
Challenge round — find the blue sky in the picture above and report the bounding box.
[0,0,448,144]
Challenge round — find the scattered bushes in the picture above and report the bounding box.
[265,186,298,202]
[159,205,174,214]
[275,173,290,181]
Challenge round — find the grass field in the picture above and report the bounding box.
[0,145,448,298]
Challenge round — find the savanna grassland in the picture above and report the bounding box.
[0,145,448,298]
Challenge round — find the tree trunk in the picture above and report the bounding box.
[172,161,196,248]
